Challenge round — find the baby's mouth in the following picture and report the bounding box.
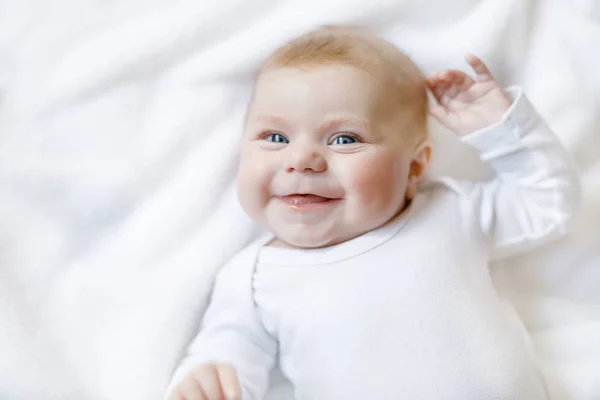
[280,194,335,205]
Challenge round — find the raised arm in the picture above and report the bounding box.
[166,247,277,400]
[427,54,581,259]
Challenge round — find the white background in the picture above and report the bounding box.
[0,0,599,399]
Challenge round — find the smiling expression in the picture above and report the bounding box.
[237,65,427,248]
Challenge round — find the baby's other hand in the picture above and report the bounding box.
[168,363,241,400]
[426,54,512,135]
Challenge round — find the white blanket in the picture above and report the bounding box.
[0,0,598,399]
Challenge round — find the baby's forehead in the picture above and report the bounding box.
[250,65,386,116]
[250,63,420,120]
[254,63,380,94]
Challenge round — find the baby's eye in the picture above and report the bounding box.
[331,135,357,145]
[265,133,289,144]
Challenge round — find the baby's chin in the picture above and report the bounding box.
[268,224,361,249]
[278,237,333,249]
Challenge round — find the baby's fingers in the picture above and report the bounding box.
[216,365,241,400]
[193,365,225,400]
[426,70,473,105]
[465,53,493,82]
[176,377,207,400]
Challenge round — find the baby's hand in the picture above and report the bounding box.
[168,364,241,400]
[426,54,512,135]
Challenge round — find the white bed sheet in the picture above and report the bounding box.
[0,0,598,399]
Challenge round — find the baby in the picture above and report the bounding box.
[166,26,580,400]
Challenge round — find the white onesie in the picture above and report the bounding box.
[167,88,580,400]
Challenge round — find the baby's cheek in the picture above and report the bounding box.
[238,155,271,212]
[349,155,406,208]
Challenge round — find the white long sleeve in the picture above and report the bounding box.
[437,87,581,260]
[165,241,277,400]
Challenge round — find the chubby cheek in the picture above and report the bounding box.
[345,152,409,213]
[236,150,274,220]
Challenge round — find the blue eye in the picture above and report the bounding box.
[265,133,289,143]
[332,135,357,145]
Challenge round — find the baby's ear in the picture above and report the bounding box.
[411,139,432,180]
[406,140,432,199]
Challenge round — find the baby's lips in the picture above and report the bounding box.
[280,194,331,205]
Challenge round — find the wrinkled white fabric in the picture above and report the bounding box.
[1,1,599,399]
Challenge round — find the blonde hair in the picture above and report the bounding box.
[257,25,428,142]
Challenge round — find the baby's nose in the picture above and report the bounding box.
[285,146,327,173]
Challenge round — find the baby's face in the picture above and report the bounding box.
[238,65,417,248]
